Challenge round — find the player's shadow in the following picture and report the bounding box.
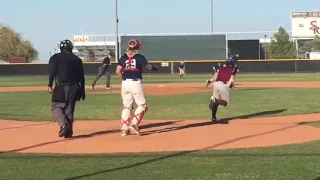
[65,121,182,139]
[218,109,287,124]
[0,121,181,153]
[142,109,287,136]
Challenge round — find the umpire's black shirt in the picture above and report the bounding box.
[101,57,110,69]
[48,52,85,87]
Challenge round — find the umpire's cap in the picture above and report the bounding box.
[60,39,74,52]
[128,38,143,50]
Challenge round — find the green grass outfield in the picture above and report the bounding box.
[0,88,319,121]
[1,74,320,179]
[0,73,320,87]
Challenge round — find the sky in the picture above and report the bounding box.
[0,0,319,61]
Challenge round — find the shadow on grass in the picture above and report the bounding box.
[63,124,300,180]
[142,109,287,136]
[0,121,181,153]
[298,121,320,128]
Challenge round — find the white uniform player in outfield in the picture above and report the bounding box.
[178,61,185,78]
[116,38,158,136]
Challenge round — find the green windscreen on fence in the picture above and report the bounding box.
[120,35,226,61]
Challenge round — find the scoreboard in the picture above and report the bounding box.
[291,11,320,38]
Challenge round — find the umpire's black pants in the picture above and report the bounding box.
[51,84,79,127]
[91,67,111,87]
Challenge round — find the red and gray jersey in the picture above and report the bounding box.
[216,66,237,84]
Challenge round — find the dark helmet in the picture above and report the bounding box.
[127,38,143,51]
[59,39,74,52]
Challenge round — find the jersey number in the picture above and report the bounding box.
[125,59,136,69]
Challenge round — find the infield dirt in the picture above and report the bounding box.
[1,81,320,154]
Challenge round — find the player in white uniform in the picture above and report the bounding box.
[116,39,158,136]
[178,61,185,78]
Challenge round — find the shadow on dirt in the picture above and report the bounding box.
[218,109,287,124]
[0,121,181,153]
[73,120,181,139]
[142,109,287,136]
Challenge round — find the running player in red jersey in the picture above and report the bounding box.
[206,61,237,123]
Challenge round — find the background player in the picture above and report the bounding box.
[90,52,114,90]
[178,61,185,78]
[205,61,237,123]
[227,52,240,88]
[116,38,158,136]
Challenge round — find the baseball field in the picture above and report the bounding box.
[1,73,320,180]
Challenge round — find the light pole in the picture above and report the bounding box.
[210,0,213,33]
[115,0,119,62]
[264,34,267,59]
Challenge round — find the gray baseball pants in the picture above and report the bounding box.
[51,84,79,127]
[91,67,111,87]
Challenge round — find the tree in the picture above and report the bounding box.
[268,27,296,59]
[0,24,38,61]
[300,35,320,53]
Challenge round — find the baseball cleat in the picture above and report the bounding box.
[129,124,141,135]
[65,124,73,138]
[90,85,95,90]
[59,124,72,138]
[121,129,130,136]
[212,118,219,124]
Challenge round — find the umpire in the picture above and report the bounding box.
[90,52,114,90]
[48,39,86,138]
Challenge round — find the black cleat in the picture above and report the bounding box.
[59,124,68,137]
[59,124,72,138]
[65,124,73,138]
[212,118,219,124]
